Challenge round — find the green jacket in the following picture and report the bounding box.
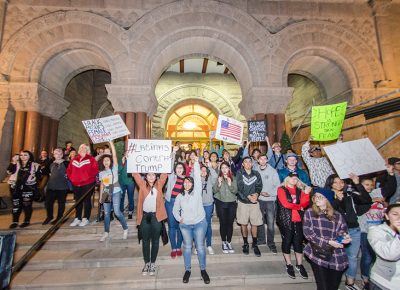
[213,176,238,203]
[118,161,134,185]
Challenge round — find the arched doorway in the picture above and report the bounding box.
[165,102,220,151]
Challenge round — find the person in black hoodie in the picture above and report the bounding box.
[325,173,372,290]
[236,156,263,257]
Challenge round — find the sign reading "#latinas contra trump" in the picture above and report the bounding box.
[248,120,267,142]
[126,139,172,173]
[311,102,347,141]
[82,115,130,144]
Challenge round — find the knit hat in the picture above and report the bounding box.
[314,187,334,204]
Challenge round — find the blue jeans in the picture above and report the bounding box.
[103,191,128,233]
[360,232,375,280]
[345,227,361,280]
[165,198,183,250]
[180,218,207,271]
[203,204,214,247]
[120,182,135,213]
[257,200,276,247]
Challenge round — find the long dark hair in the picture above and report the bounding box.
[324,174,340,189]
[19,150,34,167]
[219,161,233,180]
[98,154,113,171]
[182,176,194,196]
[200,165,210,182]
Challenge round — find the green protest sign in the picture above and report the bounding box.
[311,102,347,141]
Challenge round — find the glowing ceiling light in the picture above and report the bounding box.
[183,121,197,130]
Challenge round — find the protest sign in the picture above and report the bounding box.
[215,115,243,145]
[248,120,267,142]
[324,138,386,179]
[82,115,130,144]
[311,102,347,141]
[126,139,172,173]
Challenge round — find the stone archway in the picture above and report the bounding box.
[126,0,273,118]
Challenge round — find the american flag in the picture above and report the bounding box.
[220,120,242,141]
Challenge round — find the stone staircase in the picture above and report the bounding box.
[9,215,316,290]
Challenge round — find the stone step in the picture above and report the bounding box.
[15,242,284,270]
[11,260,315,290]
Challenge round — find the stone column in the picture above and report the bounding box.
[11,111,26,155]
[370,0,399,86]
[39,115,51,152]
[106,84,157,140]
[125,112,135,139]
[266,113,276,143]
[275,113,286,143]
[48,119,59,153]
[242,87,294,144]
[24,111,42,155]
[135,112,147,139]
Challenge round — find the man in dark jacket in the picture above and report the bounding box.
[236,156,263,257]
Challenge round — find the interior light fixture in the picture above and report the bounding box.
[183,121,197,130]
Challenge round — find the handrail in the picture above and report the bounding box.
[11,184,95,274]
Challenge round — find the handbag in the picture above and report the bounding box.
[310,243,334,261]
[160,220,169,246]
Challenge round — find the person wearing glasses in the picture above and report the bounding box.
[301,136,334,187]
[266,136,286,170]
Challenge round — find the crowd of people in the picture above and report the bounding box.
[5,136,400,289]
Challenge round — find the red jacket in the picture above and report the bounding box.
[67,154,98,187]
[277,186,310,222]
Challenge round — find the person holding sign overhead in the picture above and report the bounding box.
[98,140,129,242]
[301,136,334,188]
[133,168,168,276]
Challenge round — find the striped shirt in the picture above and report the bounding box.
[303,208,349,271]
[171,176,184,198]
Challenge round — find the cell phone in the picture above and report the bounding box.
[335,236,344,244]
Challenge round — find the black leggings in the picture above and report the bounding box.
[215,199,237,243]
[73,183,95,220]
[12,185,34,223]
[280,222,303,254]
[309,259,344,290]
[46,189,67,220]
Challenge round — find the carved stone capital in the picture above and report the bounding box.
[369,0,393,16]
[8,82,70,119]
[240,87,294,118]
[105,84,158,116]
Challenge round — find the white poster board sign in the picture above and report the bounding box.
[324,138,386,179]
[215,115,243,146]
[82,115,130,144]
[126,139,172,173]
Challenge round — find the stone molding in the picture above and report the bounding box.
[240,87,294,118]
[7,82,69,119]
[105,84,157,116]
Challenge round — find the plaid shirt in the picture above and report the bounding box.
[303,208,349,271]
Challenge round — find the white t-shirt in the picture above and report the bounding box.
[143,188,157,213]
[99,165,121,193]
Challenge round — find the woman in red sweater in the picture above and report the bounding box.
[67,143,98,227]
[276,172,311,280]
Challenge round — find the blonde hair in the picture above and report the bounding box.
[272,142,281,149]
[283,175,305,190]
[311,196,335,221]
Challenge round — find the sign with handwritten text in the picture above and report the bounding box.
[82,115,130,144]
[248,120,267,142]
[324,138,386,179]
[126,139,172,173]
[311,102,347,141]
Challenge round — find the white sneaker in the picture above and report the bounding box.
[99,232,109,242]
[207,246,215,255]
[227,242,235,254]
[79,218,89,227]
[70,218,81,227]
[222,242,229,254]
[149,263,156,276]
[193,247,197,255]
[123,229,128,240]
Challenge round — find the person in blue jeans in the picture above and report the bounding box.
[98,140,128,242]
[165,146,185,258]
[173,157,210,284]
[326,174,372,290]
[200,164,218,254]
[118,153,135,219]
